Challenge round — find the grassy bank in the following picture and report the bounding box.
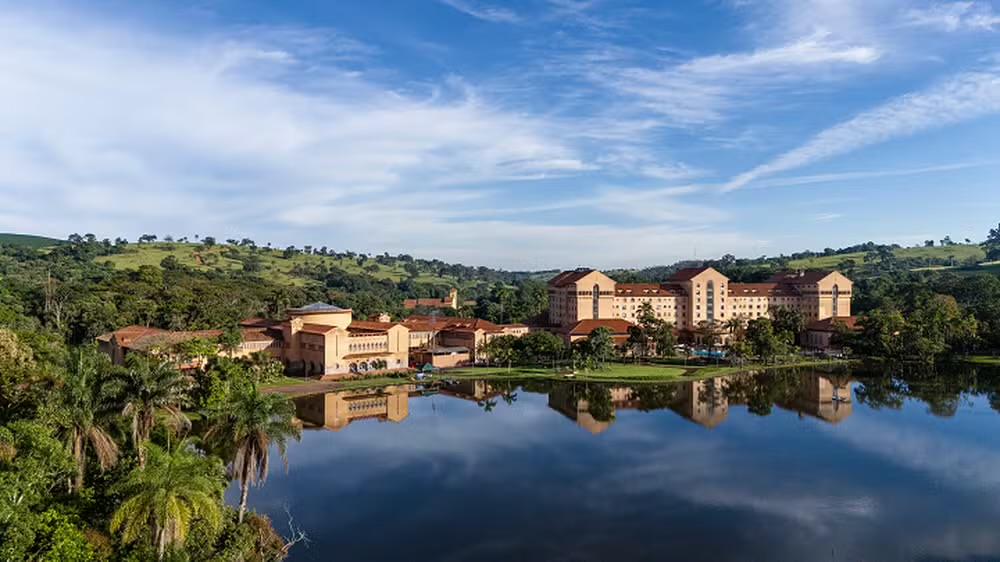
[261,359,857,397]
[442,358,854,385]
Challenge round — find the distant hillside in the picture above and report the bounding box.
[94,241,507,291]
[786,244,986,269]
[0,233,63,249]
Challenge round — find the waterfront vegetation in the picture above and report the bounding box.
[0,332,303,560]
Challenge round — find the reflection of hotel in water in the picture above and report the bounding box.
[293,373,853,434]
[295,385,417,431]
[548,373,854,434]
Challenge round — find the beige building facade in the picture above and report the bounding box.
[98,302,412,379]
[548,267,853,342]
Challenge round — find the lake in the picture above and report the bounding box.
[231,366,1000,561]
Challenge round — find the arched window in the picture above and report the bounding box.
[832,284,840,317]
[593,284,601,318]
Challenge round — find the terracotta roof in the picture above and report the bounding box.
[669,267,716,281]
[300,323,339,334]
[565,318,634,336]
[403,315,504,333]
[122,330,223,352]
[240,328,279,342]
[728,283,800,297]
[548,269,596,288]
[501,323,529,329]
[767,270,836,284]
[615,283,686,297]
[97,325,168,343]
[403,297,453,308]
[807,316,859,332]
[349,320,400,331]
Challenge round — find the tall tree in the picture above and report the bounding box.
[587,327,615,368]
[105,355,193,468]
[110,441,223,560]
[204,385,300,523]
[984,223,1000,261]
[54,347,119,493]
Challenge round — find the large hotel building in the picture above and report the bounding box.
[547,266,853,343]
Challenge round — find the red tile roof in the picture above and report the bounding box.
[403,297,453,308]
[97,325,168,343]
[728,283,800,297]
[300,323,339,334]
[548,269,597,287]
[565,318,634,336]
[615,283,686,297]
[403,315,504,333]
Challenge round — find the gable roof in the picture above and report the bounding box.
[548,269,597,288]
[669,266,717,281]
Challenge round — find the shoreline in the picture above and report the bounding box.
[261,358,857,397]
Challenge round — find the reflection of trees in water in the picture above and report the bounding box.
[472,380,519,413]
[854,363,1000,417]
[721,370,802,417]
[629,385,680,411]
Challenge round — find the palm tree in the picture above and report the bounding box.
[105,354,193,468]
[56,347,119,493]
[204,385,300,523]
[110,441,223,560]
[490,282,515,325]
[724,317,745,342]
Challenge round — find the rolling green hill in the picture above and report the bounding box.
[0,233,63,249]
[786,244,985,269]
[95,242,472,288]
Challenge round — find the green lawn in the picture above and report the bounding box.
[447,363,690,383]
[787,244,985,269]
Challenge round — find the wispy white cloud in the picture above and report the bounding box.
[439,0,520,23]
[815,213,843,221]
[905,1,1000,32]
[584,32,880,126]
[746,161,997,189]
[724,66,1000,190]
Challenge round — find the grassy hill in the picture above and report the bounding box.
[95,242,469,288]
[787,244,985,269]
[0,233,63,249]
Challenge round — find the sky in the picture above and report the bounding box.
[1,0,999,270]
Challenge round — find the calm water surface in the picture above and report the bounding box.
[230,367,1000,561]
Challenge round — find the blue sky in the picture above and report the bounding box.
[1,0,999,269]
